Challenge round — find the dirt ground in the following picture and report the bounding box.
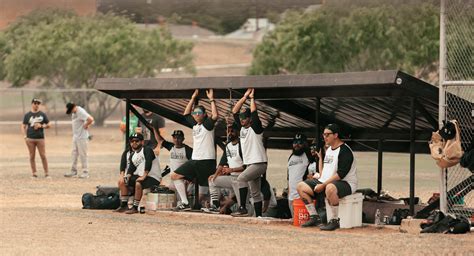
[1,124,473,255]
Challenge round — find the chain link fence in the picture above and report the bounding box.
[441,0,474,218]
[0,88,125,134]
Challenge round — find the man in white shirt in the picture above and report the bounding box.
[296,124,358,230]
[64,102,94,179]
[170,89,218,211]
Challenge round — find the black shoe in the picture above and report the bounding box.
[125,207,139,214]
[320,218,340,231]
[174,202,191,211]
[301,216,322,228]
[139,207,146,214]
[231,206,248,217]
[114,206,128,213]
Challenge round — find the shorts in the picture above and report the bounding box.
[174,159,216,187]
[129,175,160,189]
[304,179,352,198]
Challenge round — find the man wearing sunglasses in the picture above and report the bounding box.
[21,98,51,178]
[170,89,218,211]
[287,133,314,218]
[115,133,161,214]
[231,88,268,217]
[296,124,358,231]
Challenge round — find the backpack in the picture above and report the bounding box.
[429,120,463,168]
[82,193,120,210]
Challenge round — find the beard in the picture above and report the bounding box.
[292,148,304,156]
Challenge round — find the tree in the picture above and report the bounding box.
[249,3,440,82]
[1,9,194,126]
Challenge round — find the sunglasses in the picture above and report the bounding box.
[192,111,204,115]
[239,113,250,119]
[32,102,41,105]
[293,140,304,145]
[322,132,334,137]
[130,139,141,143]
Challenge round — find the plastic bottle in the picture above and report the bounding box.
[375,209,381,226]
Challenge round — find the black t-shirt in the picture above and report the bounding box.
[139,113,165,148]
[22,111,49,139]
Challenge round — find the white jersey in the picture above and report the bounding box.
[129,147,161,182]
[225,142,244,176]
[287,153,310,200]
[169,146,189,172]
[71,106,90,140]
[192,122,215,160]
[319,144,357,193]
[240,126,267,165]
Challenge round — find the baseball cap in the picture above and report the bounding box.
[66,102,76,114]
[227,122,239,131]
[239,108,251,119]
[171,130,184,138]
[129,133,144,141]
[31,98,42,104]
[325,123,341,135]
[293,133,307,144]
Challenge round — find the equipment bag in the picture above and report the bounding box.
[429,120,463,168]
[82,193,120,210]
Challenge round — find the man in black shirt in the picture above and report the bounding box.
[21,98,51,178]
[138,109,166,149]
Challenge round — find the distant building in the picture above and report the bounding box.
[242,18,274,32]
[0,0,97,30]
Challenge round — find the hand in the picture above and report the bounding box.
[136,175,146,182]
[306,174,314,180]
[208,175,215,182]
[316,149,322,159]
[83,124,89,129]
[314,184,325,193]
[243,88,252,98]
[33,123,42,130]
[191,89,199,99]
[249,88,255,99]
[206,89,214,100]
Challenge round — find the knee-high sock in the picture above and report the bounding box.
[254,201,263,217]
[174,179,189,205]
[209,185,220,207]
[239,187,248,208]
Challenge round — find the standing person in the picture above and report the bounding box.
[296,124,358,230]
[232,88,268,217]
[114,133,161,214]
[138,109,166,149]
[170,89,218,211]
[21,98,51,178]
[287,133,313,217]
[120,111,139,138]
[64,102,94,179]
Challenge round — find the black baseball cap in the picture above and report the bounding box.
[293,133,307,144]
[31,98,42,104]
[325,123,341,135]
[239,108,251,119]
[129,133,144,141]
[66,102,76,114]
[172,130,184,137]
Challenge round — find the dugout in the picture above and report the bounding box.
[96,70,470,216]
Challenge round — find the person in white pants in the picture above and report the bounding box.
[64,102,94,179]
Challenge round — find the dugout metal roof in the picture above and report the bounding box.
[96,70,448,153]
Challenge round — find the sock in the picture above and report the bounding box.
[174,179,189,205]
[330,205,338,219]
[120,196,129,207]
[239,187,248,208]
[209,188,220,207]
[132,199,140,209]
[254,201,263,217]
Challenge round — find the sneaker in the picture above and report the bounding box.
[301,216,322,228]
[174,202,191,211]
[231,206,249,217]
[125,207,139,214]
[320,218,340,231]
[139,207,146,214]
[44,174,52,179]
[64,171,77,177]
[114,205,128,213]
[31,174,38,179]
[78,172,90,179]
[201,205,220,214]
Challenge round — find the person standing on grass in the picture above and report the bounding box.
[232,88,268,217]
[21,98,51,178]
[64,102,94,179]
[170,89,218,211]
